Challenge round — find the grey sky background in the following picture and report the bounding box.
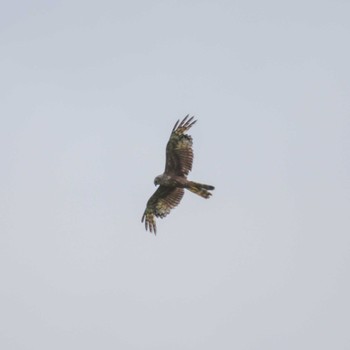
[1,1,349,349]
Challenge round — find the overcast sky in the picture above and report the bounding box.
[1,1,349,349]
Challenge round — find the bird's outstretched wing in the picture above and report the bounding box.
[165,115,196,177]
[141,186,184,234]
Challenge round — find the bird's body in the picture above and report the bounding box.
[142,115,214,234]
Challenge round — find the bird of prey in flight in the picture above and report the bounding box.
[142,115,214,234]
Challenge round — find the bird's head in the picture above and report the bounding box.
[154,175,161,186]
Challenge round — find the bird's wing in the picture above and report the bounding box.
[141,186,184,234]
[164,115,196,177]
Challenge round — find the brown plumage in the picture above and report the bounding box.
[141,115,215,234]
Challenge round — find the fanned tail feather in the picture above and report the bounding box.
[187,181,215,199]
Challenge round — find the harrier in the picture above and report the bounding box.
[142,115,214,234]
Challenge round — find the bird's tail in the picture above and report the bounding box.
[187,181,215,199]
